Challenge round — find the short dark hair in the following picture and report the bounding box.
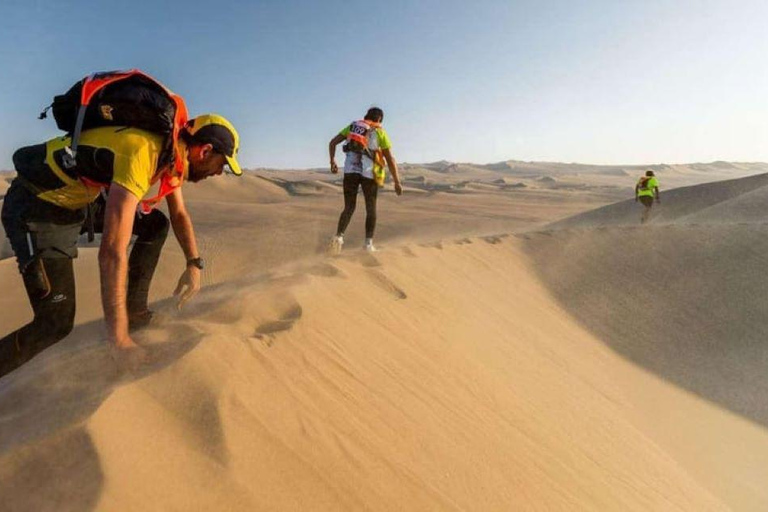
[364,107,384,122]
[646,170,655,177]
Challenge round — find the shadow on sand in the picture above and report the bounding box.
[523,223,768,429]
[0,296,203,511]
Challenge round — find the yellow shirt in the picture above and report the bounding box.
[41,126,167,209]
[636,176,659,198]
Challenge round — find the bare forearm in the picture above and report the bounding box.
[329,135,345,164]
[386,155,401,184]
[171,212,199,259]
[99,250,129,344]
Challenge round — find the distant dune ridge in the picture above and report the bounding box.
[1,161,768,510]
[551,171,768,228]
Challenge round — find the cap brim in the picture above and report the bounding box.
[226,155,243,176]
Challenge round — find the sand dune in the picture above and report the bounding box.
[254,160,768,196]
[0,238,730,511]
[524,224,768,510]
[2,163,768,509]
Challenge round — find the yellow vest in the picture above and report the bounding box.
[36,127,169,210]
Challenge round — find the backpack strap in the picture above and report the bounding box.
[61,86,92,169]
[139,169,184,214]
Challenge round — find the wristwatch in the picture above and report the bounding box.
[187,257,205,270]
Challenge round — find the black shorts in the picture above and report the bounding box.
[638,196,654,207]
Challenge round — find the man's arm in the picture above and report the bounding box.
[166,187,199,260]
[654,186,661,202]
[99,184,139,348]
[329,134,345,173]
[382,148,403,196]
[166,188,201,309]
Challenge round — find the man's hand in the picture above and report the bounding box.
[329,134,345,173]
[111,338,148,373]
[656,197,661,203]
[167,189,203,310]
[394,182,403,196]
[174,266,201,310]
[113,333,140,350]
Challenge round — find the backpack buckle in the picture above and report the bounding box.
[62,146,77,169]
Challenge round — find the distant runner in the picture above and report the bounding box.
[635,170,660,224]
[328,107,403,253]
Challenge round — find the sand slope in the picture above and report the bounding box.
[524,224,768,510]
[0,239,728,511]
[520,170,768,510]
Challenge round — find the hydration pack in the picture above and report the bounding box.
[39,69,189,175]
[342,119,387,185]
[39,70,189,215]
[342,120,380,160]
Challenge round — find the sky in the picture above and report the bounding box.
[0,0,767,169]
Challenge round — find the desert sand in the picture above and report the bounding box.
[1,160,767,510]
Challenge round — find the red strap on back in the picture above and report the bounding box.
[139,172,184,214]
[80,70,138,105]
[347,119,381,148]
[78,69,189,213]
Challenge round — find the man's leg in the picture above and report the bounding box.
[0,182,81,378]
[126,209,169,322]
[0,258,76,378]
[638,196,651,224]
[336,173,362,237]
[641,201,652,224]
[361,177,379,241]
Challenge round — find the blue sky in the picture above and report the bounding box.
[1,0,767,168]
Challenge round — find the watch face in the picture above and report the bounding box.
[189,258,205,270]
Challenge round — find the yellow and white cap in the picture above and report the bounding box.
[186,113,242,175]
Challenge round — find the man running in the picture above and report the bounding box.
[328,107,403,253]
[0,114,242,377]
[635,170,660,224]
